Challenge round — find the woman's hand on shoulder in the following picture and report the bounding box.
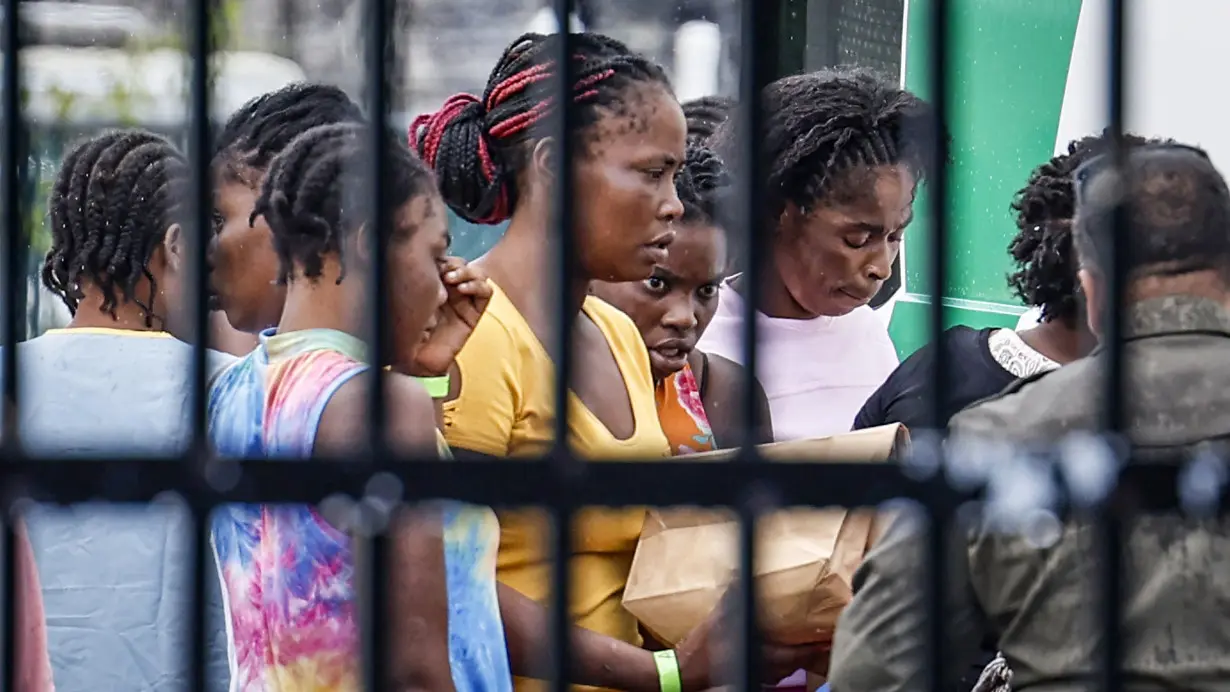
[409,257,493,377]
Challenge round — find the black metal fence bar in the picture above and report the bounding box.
[185,0,215,690]
[925,0,951,689]
[362,0,393,687]
[2,0,21,688]
[549,0,577,689]
[1100,0,1128,690]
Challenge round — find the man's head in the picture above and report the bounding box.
[1073,142,1230,336]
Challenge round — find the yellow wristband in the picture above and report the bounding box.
[414,375,450,398]
[653,650,682,692]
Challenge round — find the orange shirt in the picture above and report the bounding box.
[654,363,716,455]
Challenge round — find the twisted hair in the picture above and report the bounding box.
[1008,130,1162,323]
[681,95,733,145]
[213,82,366,185]
[253,123,437,284]
[43,129,188,325]
[676,145,731,227]
[711,67,939,223]
[410,31,671,225]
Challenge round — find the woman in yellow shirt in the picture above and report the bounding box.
[412,31,817,692]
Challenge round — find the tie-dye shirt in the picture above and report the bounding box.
[207,327,511,692]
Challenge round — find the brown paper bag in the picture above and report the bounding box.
[621,424,908,648]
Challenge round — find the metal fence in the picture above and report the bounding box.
[0,0,1188,690]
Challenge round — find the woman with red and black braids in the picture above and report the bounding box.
[412,32,822,692]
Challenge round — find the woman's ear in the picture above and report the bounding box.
[353,223,373,265]
[160,223,184,274]
[1078,267,1103,340]
[531,137,557,184]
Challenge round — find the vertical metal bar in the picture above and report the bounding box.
[362,0,393,687]
[550,2,576,690]
[3,0,26,670]
[737,0,776,688]
[925,0,951,688]
[185,0,214,688]
[2,0,23,438]
[1100,0,1127,690]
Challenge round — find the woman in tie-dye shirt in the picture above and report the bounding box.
[207,122,508,691]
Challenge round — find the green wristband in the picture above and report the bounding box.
[414,375,450,398]
[653,650,682,692]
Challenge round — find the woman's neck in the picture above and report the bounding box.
[1016,319,1089,365]
[489,211,591,320]
[66,292,164,333]
[730,269,812,320]
[277,277,362,339]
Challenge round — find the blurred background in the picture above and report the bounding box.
[9,0,906,334]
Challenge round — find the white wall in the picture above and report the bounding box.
[1056,0,1230,171]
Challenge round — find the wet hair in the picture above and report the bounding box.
[681,95,733,145]
[710,67,938,223]
[252,123,437,284]
[42,129,188,324]
[1008,131,1161,324]
[1074,141,1230,282]
[213,82,366,185]
[676,145,731,228]
[410,31,672,225]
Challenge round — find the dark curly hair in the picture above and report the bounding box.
[676,144,731,228]
[213,82,366,185]
[681,95,733,145]
[410,31,672,225]
[42,129,188,325]
[1007,130,1163,324]
[710,67,938,223]
[253,122,437,284]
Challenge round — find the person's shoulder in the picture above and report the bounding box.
[583,293,647,352]
[703,351,748,389]
[462,280,531,353]
[948,357,1093,440]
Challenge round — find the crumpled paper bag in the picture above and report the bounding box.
[621,424,906,648]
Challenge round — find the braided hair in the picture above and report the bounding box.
[1008,130,1161,324]
[681,95,733,145]
[43,129,188,324]
[252,122,436,284]
[213,82,366,185]
[710,67,938,223]
[676,145,731,227]
[411,32,672,225]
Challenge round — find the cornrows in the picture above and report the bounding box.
[253,122,436,284]
[43,130,188,325]
[213,82,366,185]
[410,32,671,226]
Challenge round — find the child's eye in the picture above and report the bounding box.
[645,276,667,293]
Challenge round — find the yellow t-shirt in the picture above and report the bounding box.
[443,281,670,692]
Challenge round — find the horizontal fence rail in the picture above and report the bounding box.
[0,0,1203,691]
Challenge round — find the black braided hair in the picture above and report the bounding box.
[710,67,939,223]
[252,122,437,284]
[213,82,366,184]
[411,31,672,225]
[1008,130,1163,324]
[681,95,733,145]
[676,144,731,227]
[43,129,188,325]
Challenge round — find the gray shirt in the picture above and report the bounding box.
[829,295,1230,692]
[13,329,236,692]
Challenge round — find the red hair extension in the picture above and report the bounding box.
[409,93,507,224]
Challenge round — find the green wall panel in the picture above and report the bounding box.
[890,0,1082,357]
